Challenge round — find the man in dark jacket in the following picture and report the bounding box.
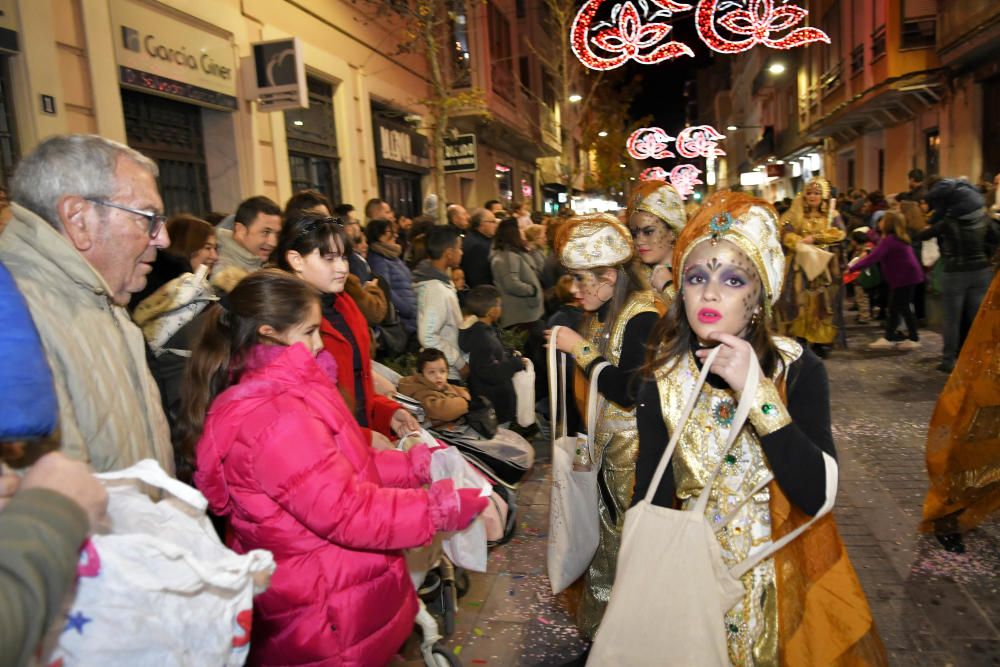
[461,208,498,288]
[919,177,1000,371]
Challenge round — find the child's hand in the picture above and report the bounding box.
[371,432,395,451]
[390,409,420,437]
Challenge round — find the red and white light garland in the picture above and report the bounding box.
[627,124,726,160]
[572,0,829,71]
[627,127,676,160]
[640,166,670,181]
[668,164,703,200]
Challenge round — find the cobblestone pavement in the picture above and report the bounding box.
[393,322,1000,666]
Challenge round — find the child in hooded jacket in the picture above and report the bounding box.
[178,270,487,667]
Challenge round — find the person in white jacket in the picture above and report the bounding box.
[413,226,469,381]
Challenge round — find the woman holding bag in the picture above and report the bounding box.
[608,193,885,666]
[546,213,664,639]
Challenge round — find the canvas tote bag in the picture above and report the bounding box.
[589,348,836,665]
[546,325,609,594]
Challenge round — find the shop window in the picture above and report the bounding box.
[0,56,19,189]
[925,129,940,177]
[121,88,210,216]
[495,163,513,205]
[847,158,855,189]
[285,77,342,205]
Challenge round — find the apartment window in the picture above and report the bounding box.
[488,2,514,99]
[451,14,471,88]
[900,0,936,50]
[820,2,842,94]
[850,45,864,75]
[847,158,855,189]
[925,129,940,177]
[516,0,525,19]
[877,148,884,193]
[871,0,886,61]
[519,56,531,96]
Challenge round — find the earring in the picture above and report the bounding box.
[750,310,761,327]
[597,282,614,302]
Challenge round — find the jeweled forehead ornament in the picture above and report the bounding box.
[708,211,734,246]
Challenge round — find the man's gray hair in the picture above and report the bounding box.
[469,208,490,230]
[10,134,158,230]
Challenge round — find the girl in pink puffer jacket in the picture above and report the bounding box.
[178,269,487,666]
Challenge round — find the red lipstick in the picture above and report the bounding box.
[697,308,722,324]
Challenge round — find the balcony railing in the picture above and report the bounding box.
[871,25,887,62]
[850,44,864,76]
[900,16,937,50]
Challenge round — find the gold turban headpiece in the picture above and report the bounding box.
[557,213,634,270]
[672,192,785,306]
[804,176,831,200]
[626,180,687,234]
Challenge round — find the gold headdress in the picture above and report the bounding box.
[804,176,831,200]
[627,180,687,234]
[557,213,634,270]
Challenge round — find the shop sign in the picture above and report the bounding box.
[251,38,308,112]
[111,0,237,110]
[766,164,786,178]
[443,134,477,173]
[373,116,430,171]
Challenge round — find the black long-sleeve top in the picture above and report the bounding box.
[632,347,836,516]
[578,310,660,409]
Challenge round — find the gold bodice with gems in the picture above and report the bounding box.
[782,209,846,250]
[579,290,662,468]
[654,336,803,666]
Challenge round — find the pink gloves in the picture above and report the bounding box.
[427,479,489,532]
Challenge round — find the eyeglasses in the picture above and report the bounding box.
[86,198,167,238]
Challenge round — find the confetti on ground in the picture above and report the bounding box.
[538,616,552,624]
[474,627,484,636]
[453,645,462,656]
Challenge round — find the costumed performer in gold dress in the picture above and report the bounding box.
[633,192,886,666]
[776,177,846,356]
[626,180,688,304]
[546,213,665,639]
[922,269,1000,553]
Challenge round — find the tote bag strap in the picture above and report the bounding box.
[547,326,569,441]
[643,346,723,504]
[586,361,611,459]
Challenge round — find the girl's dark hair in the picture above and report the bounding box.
[271,214,350,270]
[641,281,779,381]
[493,217,528,252]
[578,259,650,357]
[365,218,393,245]
[164,215,215,262]
[175,269,320,480]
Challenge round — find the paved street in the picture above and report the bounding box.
[393,321,1000,667]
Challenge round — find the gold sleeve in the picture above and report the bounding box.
[815,226,846,245]
[745,378,792,436]
[571,338,601,371]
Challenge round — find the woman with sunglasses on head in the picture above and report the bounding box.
[546,213,665,639]
[630,193,885,666]
[626,180,689,302]
[273,215,420,450]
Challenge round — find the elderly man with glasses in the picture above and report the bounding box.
[0,134,175,474]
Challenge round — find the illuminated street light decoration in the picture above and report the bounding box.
[695,0,831,53]
[627,126,676,160]
[675,124,726,158]
[571,0,694,71]
[640,166,670,181]
[668,164,703,200]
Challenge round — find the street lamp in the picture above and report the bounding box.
[598,130,608,137]
[568,94,582,103]
[768,62,786,75]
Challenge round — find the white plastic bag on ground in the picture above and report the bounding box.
[512,358,537,427]
[42,459,275,667]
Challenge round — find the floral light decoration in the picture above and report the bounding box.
[695,0,831,53]
[668,164,703,200]
[627,127,676,160]
[571,0,694,71]
[640,166,670,181]
[675,124,726,158]
[572,0,830,70]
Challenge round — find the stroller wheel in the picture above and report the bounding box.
[441,581,456,636]
[429,644,461,667]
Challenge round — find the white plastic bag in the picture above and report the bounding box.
[921,238,940,267]
[43,459,275,667]
[512,358,537,427]
[430,446,491,572]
